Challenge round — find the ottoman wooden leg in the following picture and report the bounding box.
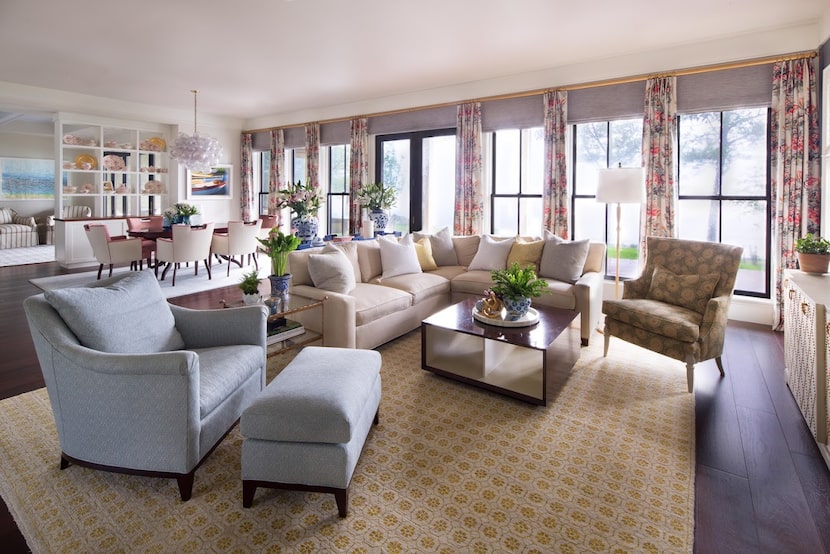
[242,480,257,508]
[334,489,349,518]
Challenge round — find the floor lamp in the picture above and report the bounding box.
[596,166,645,299]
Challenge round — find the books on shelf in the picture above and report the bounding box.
[267,318,304,345]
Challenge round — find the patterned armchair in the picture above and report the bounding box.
[602,237,743,393]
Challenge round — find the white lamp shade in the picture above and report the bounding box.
[596,167,645,204]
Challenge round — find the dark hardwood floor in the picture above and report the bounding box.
[1,261,829,552]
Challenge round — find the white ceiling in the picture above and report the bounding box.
[0,0,826,124]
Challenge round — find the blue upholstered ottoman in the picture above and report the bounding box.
[241,346,382,517]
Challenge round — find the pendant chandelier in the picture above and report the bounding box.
[170,90,223,172]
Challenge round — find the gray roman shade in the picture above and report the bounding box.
[677,64,773,113]
[568,81,644,123]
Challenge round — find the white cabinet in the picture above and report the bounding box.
[56,118,169,219]
[55,218,127,269]
[784,270,830,467]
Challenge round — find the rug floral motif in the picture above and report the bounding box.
[0,331,694,552]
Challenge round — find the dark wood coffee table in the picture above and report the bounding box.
[421,297,580,405]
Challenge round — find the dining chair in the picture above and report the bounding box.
[83,224,145,280]
[211,220,260,276]
[125,217,161,267]
[155,223,215,286]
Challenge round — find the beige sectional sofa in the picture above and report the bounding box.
[287,233,606,350]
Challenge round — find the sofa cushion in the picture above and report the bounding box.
[308,244,357,294]
[195,344,264,418]
[450,269,494,297]
[647,266,720,315]
[507,238,544,271]
[453,235,480,267]
[351,283,413,326]
[414,237,438,271]
[0,207,12,225]
[533,281,578,310]
[468,235,515,271]
[44,271,185,353]
[378,271,450,304]
[539,234,590,284]
[356,240,383,282]
[379,234,422,278]
[429,227,458,266]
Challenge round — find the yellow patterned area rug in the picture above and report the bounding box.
[0,331,694,553]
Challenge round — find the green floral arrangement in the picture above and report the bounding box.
[489,262,549,300]
[795,233,830,254]
[238,269,261,295]
[356,182,397,211]
[257,228,301,276]
[277,180,322,218]
[163,202,199,218]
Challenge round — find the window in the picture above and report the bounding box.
[677,108,769,297]
[327,144,350,237]
[376,129,455,234]
[571,118,643,280]
[490,128,544,236]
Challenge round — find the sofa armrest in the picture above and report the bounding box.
[170,303,267,349]
[573,271,604,345]
[290,284,356,348]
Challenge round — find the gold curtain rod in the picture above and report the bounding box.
[243,49,818,134]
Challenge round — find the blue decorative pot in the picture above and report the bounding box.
[164,214,190,228]
[291,215,318,245]
[503,296,532,321]
[368,209,388,232]
[265,274,291,315]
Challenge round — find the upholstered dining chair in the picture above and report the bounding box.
[84,224,145,280]
[155,223,215,286]
[211,220,260,276]
[125,216,163,267]
[602,236,743,393]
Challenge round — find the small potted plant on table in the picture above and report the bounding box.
[796,233,830,274]
[489,262,549,321]
[238,269,262,305]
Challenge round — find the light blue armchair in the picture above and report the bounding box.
[23,271,267,500]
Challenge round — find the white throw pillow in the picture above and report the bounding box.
[429,227,458,266]
[468,234,515,271]
[538,233,590,284]
[379,234,422,278]
[308,244,357,294]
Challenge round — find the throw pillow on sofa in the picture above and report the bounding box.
[308,244,357,294]
[43,271,185,354]
[429,227,458,266]
[414,237,439,271]
[379,234,422,278]
[539,231,590,284]
[507,238,544,271]
[468,234,515,271]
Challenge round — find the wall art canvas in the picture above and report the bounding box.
[187,165,232,199]
[0,158,54,199]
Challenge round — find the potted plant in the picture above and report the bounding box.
[238,269,262,305]
[489,262,549,320]
[276,180,323,244]
[257,228,302,299]
[356,182,397,232]
[795,233,830,273]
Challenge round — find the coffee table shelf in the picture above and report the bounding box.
[421,297,579,405]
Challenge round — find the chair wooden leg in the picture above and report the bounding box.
[205,259,212,280]
[715,356,726,376]
[177,471,196,501]
[603,326,610,357]
[227,257,231,276]
[97,264,104,280]
[686,360,695,393]
[107,264,114,277]
[171,264,177,286]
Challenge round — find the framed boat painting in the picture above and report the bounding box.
[187,164,232,199]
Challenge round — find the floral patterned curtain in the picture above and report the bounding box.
[641,76,677,251]
[543,90,569,238]
[771,57,821,330]
[269,129,285,223]
[305,123,320,203]
[349,118,369,235]
[240,132,253,222]
[455,102,484,236]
